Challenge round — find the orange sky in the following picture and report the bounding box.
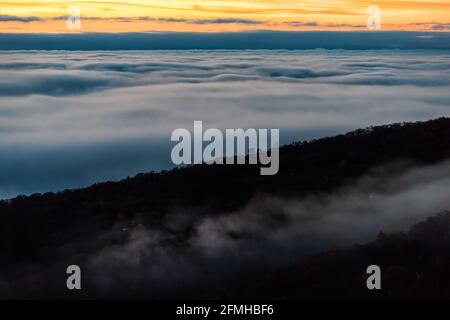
[1,0,449,32]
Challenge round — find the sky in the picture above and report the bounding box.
[0,0,450,33]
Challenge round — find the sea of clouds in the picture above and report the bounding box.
[0,50,449,198]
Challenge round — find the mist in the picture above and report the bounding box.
[78,160,450,298]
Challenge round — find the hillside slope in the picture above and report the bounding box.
[0,117,449,299]
[220,211,450,299]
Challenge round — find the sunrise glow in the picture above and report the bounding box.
[0,0,449,33]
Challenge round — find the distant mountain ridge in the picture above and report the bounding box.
[1,32,450,50]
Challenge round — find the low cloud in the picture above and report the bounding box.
[0,71,145,97]
[0,15,42,22]
[86,160,450,297]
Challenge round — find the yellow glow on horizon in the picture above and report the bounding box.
[1,0,449,32]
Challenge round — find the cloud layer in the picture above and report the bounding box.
[0,50,449,198]
[87,160,450,297]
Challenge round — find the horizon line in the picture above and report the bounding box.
[1,31,450,50]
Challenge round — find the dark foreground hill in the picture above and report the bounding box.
[0,117,449,299]
[215,211,450,299]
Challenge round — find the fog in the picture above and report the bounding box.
[84,160,450,297]
[0,50,449,198]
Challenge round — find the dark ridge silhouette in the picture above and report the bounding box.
[0,117,449,299]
